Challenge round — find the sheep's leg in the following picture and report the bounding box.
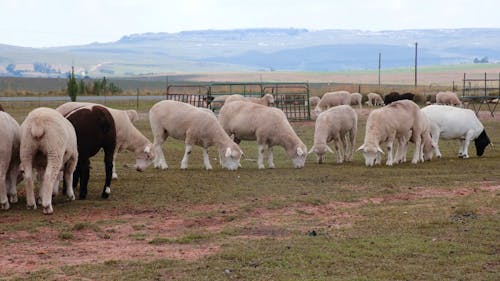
[340,134,348,163]
[347,129,356,162]
[257,144,265,169]
[41,164,60,215]
[7,164,19,204]
[268,146,275,169]
[411,135,422,164]
[101,146,114,199]
[152,130,168,170]
[333,138,342,164]
[23,160,36,209]
[431,129,442,158]
[202,148,213,170]
[461,132,474,159]
[112,149,119,179]
[0,169,8,210]
[63,158,76,201]
[386,140,394,166]
[78,158,90,200]
[180,144,192,170]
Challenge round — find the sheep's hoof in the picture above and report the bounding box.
[67,194,75,201]
[112,173,118,180]
[205,166,213,171]
[1,201,9,210]
[42,205,53,215]
[258,165,265,169]
[268,164,275,169]
[26,202,36,210]
[9,194,18,203]
[101,187,111,199]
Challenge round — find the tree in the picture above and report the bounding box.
[67,66,78,101]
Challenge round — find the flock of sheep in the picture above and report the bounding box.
[0,89,492,214]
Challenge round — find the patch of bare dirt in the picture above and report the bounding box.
[0,184,498,277]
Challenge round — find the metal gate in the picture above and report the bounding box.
[462,73,500,116]
[209,82,310,121]
[166,85,212,108]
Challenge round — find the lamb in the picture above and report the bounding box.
[149,100,243,170]
[366,93,384,107]
[225,93,275,106]
[19,107,78,214]
[56,102,154,179]
[421,105,491,158]
[383,92,415,105]
[218,100,307,169]
[309,96,320,108]
[309,105,357,164]
[435,91,462,106]
[0,111,21,210]
[357,100,429,166]
[350,92,363,109]
[314,91,351,114]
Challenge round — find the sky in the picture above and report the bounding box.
[1,0,499,48]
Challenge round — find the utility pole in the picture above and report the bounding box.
[414,42,418,88]
[378,52,381,88]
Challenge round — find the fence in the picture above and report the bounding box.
[462,73,500,116]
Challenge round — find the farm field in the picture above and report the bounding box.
[0,101,499,281]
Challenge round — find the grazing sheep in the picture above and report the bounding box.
[394,113,435,164]
[63,105,116,199]
[0,111,20,210]
[56,102,154,179]
[225,93,275,106]
[421,105,491,158]
[314,91,351,113]
[357,100,429,166]
[350,92,363,109]
[20,107,78,214]
[149,100,243,170]
[366,93,384,107]
[309,105,357,164]
[435,91,462,106]
[218,100,307,169]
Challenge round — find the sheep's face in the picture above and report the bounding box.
[291,145,307,168]
[220,146,243,171]
[422,138,435,161]
[358,144,383,167]
[309,144,333,164]
[135,145,154,172]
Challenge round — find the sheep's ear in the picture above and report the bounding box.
[297,147,305,156]
[377,146,385,154]
[225,147,232,158]
[144,146,151,154]
[356,144,365,152]
[327,146,334,153]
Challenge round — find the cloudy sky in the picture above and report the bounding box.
[1,0,499,47]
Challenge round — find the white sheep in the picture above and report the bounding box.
[357,100,430,166]
[218,100,307,169]
[421,105,491,158]
[225,93,275,106]
[366,93,384,107]
[309,96,321,120]
[125,109,139,123]
[20,107,78,214]
[149,100,243,170]
[56,102,154,179]
[435,91,462,106]
[314,91,351,114]
[350,92,363,109]
[309,105,358,164]
[0,111,21,210]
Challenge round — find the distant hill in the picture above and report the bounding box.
[1,28,500,77]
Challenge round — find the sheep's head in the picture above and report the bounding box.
[422,135,436,161]
[135,144,154,172]
[264,94,275,106]
[308,144,333,164]
[219,145,243,171]
[291,144,307,168]
[357,144,383,167]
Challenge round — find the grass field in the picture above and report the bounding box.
[0,101,499,281]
